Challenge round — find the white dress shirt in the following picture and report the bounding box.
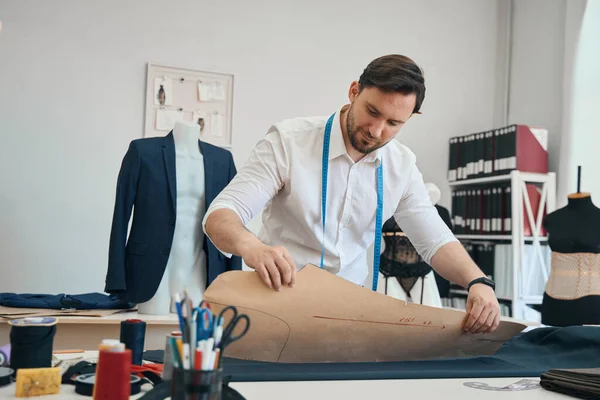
[202,107,458,286]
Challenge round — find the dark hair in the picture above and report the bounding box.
[358,54,425,114]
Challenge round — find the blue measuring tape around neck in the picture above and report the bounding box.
[320,112,383,291]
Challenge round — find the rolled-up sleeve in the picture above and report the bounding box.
[202,127,288,257]
[393,163,458,265]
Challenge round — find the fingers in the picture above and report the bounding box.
[477,308,497,333]
[264,260,282,291]
[269,246,297,290]
[255,265,273,290]
[281,249,297,287]
[464,299,501,334]
[472,308,492,333]
[248,245,296,291]
[463,300,484,332]
[273,253,292,288]
[484,308,501,333]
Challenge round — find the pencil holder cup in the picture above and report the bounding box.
[171,367,223,400]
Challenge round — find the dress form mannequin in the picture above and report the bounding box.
[138,120,208,315]
[379,183,447,307]
[424,183,453,298]
[541,167,600,326]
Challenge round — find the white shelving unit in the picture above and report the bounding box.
[448,170,557,320]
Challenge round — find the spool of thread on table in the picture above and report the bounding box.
[119,319,146,365]
[0,344,10,367]
[8,317,57,373]
[93,342,132,400]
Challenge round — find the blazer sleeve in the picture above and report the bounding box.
[225,153,243,271]
[105,141,140,293]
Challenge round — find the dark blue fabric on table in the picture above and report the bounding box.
[0,292,134,310]
[219,326,600,382]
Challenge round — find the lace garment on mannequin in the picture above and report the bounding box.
[380,217,432,302]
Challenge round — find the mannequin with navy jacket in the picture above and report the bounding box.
[139,120,208,314]
[105,120,241,314]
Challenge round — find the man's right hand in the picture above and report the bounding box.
[240,243,296,291]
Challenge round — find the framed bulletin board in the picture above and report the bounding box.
[144,63,234,149]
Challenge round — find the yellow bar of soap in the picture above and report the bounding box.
[15,367,61,397]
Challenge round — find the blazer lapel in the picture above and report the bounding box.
[199,140,213,210]
[162,132,177,212]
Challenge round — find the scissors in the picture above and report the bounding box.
[217,305,250,351]
[193,307,214,341]
[199,300,212,310]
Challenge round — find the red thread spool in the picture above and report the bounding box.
[93,348,132,400]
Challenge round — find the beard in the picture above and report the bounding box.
[346,104,388,155]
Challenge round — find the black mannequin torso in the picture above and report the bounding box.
[543,195,600,253]
[541,194,600,327]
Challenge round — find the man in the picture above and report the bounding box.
[202,54,501,334]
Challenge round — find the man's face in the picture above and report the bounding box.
[346,83,416,155]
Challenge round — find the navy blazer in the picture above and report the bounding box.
[104,132,241,304]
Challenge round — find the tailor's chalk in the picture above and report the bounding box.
[15,367,61,397]
[0,367,13,388]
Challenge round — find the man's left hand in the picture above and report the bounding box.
[463,284,501,333]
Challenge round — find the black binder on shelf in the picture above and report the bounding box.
[451,183,518,236]
[448,137,458,182]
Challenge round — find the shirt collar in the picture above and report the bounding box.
[327,107,383,165]
[327,108,347,160]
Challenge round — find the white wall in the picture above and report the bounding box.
[507,0,567,178]
[557,0,589,203]
[0,0,502,294]
[506,0,593,206]
[563,0,600,202]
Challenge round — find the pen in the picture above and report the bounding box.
[170,337,182,369]
[213,348,221,369]
[194,348,203,370]
[203,338,215,371]
[182,343,191,369]
[176,338,183,362]
[214,324,223,348]
[189,310,197,368]
[173,294,185,334]
[169,304,224,372]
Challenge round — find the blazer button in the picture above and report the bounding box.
[163,248,170,255]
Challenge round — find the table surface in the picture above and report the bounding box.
[0,352,573,400]
[0,311,180,325]
[0,376,573,399]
